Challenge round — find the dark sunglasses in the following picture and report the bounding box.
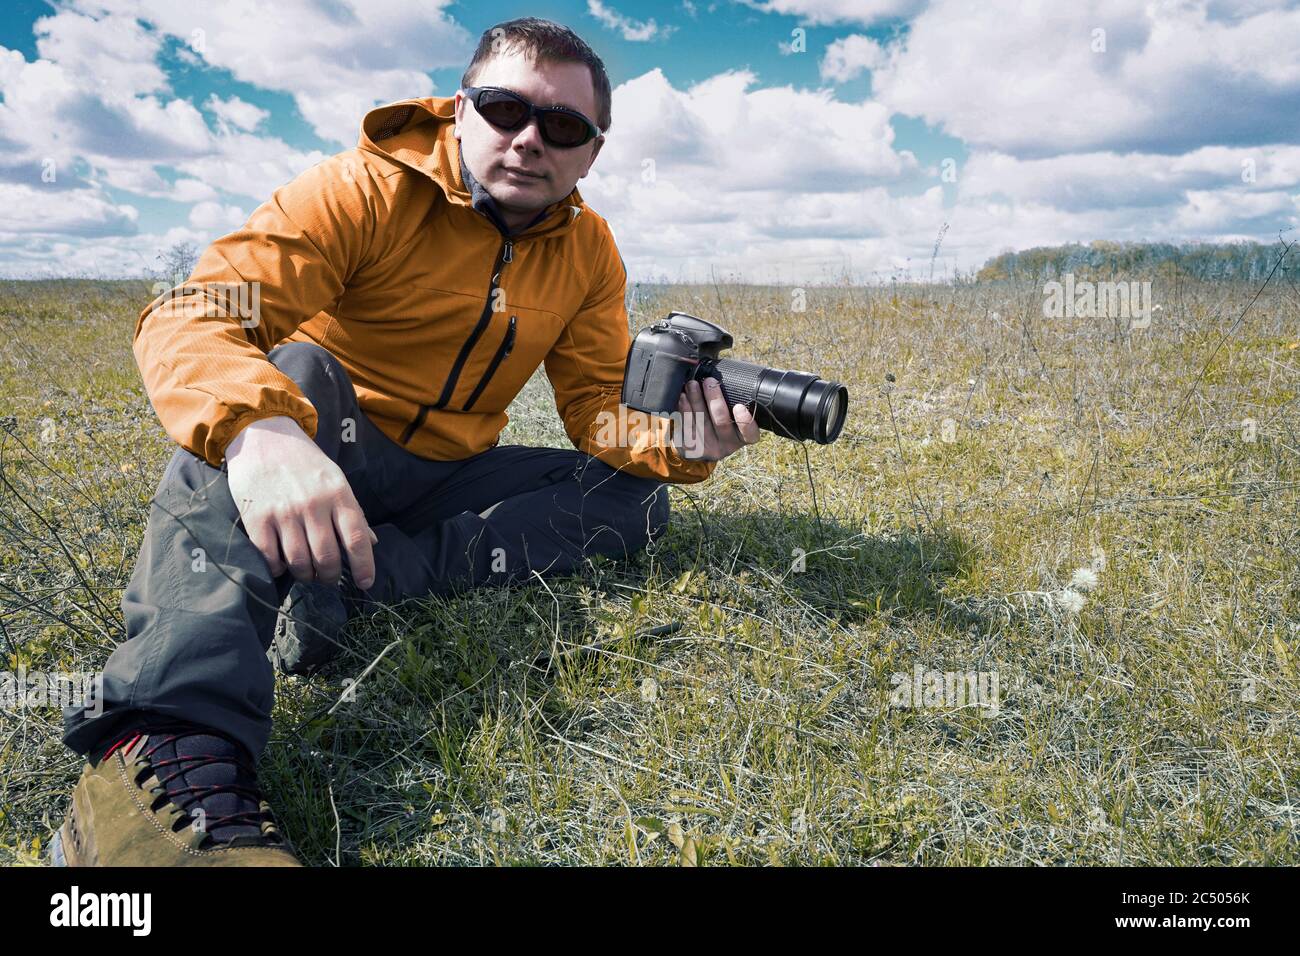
[463,86,602,149]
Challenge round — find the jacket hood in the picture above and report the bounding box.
[358,96,588,240]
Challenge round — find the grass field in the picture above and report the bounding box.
[0,272,1297,865]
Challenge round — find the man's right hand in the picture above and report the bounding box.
[224,416,377,590]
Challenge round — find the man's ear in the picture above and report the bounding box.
[453,91,465,140]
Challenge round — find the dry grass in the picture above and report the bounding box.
[0,271,1297,865]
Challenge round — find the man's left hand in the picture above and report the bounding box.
[674,376,763,461]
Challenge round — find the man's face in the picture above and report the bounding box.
[454,49,604,226]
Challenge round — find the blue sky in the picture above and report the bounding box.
[1,0,1297,280]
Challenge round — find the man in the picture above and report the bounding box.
[52,17,760,867]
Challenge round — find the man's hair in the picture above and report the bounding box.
[461,17,612,133]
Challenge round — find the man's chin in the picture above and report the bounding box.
[494,176,545,197]
[489,181,556,214]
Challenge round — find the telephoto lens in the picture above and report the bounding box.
[621,312,849,444]
[708,356,848,444]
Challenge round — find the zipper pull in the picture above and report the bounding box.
[503,240,514,264]
[504,315,517,357]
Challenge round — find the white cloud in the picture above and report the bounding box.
[0,183,138,238]
[205,94,269,133]
[870,0,1300,156]
[170,178,221,203]
[69,0,472,147]
[33,10,168,97]
[0,225,210,279]
[0,15,212,172]
[959,145,1300,213]
[170,132,327,202]
[187,200,248,231]
[578,67,1300,281]
[600,68,913,189]
[1,7,337,194]
[820,34,886,82]
[955,145,1300,245]
[1171,187,1298,234]
[580,68,924,279]
[0,6,336,274]
[90,162,177,197]
[739,0,926,26]
[588,0,678,41]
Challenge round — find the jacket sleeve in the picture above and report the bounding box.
[133,150,379,468]
[543,222,718,485]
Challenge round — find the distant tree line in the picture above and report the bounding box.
[976,240,1293,282]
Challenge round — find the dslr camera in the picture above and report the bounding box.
[621,312,849,444]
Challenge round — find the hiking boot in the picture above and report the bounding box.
[270,568,368,677]
[51,721,303,867]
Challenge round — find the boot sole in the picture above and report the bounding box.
[50,820,78,867]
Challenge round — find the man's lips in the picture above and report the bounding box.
[502,166,546,180]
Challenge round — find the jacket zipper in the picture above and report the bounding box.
[400,237,513,445]
[460,314,516,411]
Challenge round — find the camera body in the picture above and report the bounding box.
[621,311,736,413]
[621,312,848,445]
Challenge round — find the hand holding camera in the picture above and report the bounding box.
[674,373,762,461]
[622,312,850,462]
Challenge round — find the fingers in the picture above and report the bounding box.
[699,377,734,433]
[673,390,690,452]
[678,381,717,459]
[333,497,377,591]
[226,434,383,587]
[674,390,698,454]
[678,378,763,460]
[700,377,761,451]
[733,402,761,444]
[245,514,286,578]
[243,503,378,586]
[302,503,343,584]
[276,515,315,584]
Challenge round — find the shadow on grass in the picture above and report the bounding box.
[260,507,984,864]
[650,505,982,628]
[262,547,674,863]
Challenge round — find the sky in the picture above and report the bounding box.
[1,0,1298,282]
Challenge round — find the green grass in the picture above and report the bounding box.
[0,275,1297,865]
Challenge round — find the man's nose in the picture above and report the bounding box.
[511,116,545,151]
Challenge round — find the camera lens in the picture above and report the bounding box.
[809,379,848,444]
[712,359,849,444]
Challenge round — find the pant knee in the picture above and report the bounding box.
[265,342,356,445]
[266,341,346,398]
[647,485,670,541]
[573,463,669,552]
[623,482,669,549]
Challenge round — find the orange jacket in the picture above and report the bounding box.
[133,96,717,484]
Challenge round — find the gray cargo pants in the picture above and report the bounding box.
[62,340,670,761]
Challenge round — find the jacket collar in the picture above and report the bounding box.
[360,96,587,240]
